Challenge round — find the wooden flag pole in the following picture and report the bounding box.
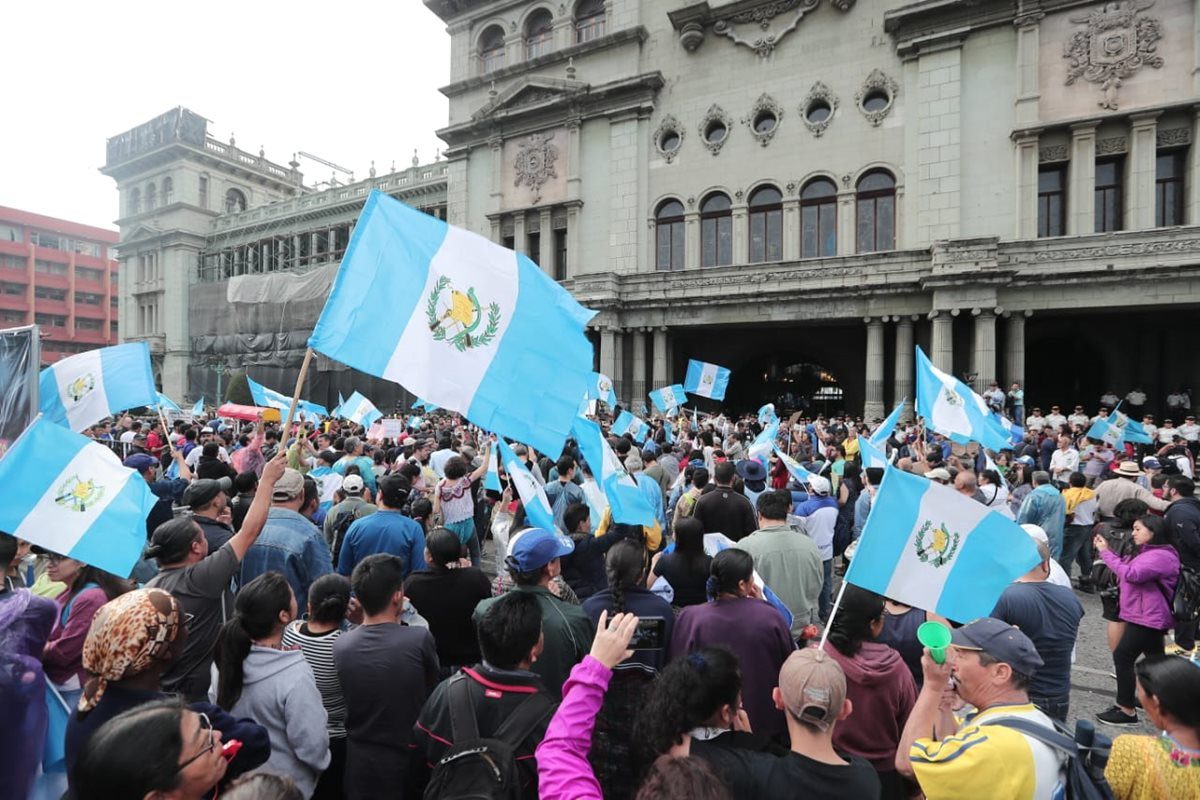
[282,348,315,438]
[156,404,177,458]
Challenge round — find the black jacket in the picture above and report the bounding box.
[1166,497,1200,569]
[194,514,234,553]
[559,526,623,599]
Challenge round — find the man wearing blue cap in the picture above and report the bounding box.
[897,618,1066,799]
[124,449,192,542]
[472,528,594,699]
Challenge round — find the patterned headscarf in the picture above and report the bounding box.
[79,588,182,714]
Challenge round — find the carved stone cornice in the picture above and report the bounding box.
[667,0,823,58]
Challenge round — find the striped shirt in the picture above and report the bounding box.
[282,621,347,738]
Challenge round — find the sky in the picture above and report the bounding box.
[1,1,451,231]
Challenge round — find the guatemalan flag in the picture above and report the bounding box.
[483,438,502,492]
[1088,409,1151,446]
[0,418,157,578]
[748,421,778,462]
[869,399,905,448]
[573,416,657,526]
[338,391,383,428]
[846,467,1040,621]
[683,359,731,401]
[246,376,328,420]
[612,409,650,442]
[191,397,205,417]
[308,191,596,456]
[648,384,687,415]
[39,342,157,432]
[497,439,556,531]
[663,419,676,445]
[858,435,890,470]
[587,372,618,408]
[774,444,821,485]
[155,393,181,413]
[758,403,778,427]
[914,347,1011,452]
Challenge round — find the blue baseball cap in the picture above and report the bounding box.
[123,453,158,473]
[504,528,575,573]
[950,617,1044,676]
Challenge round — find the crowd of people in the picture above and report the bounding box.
[2,400,1199,799]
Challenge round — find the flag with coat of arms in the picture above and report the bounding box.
[497,439,556,532]
[683,359,731,401]
[914,347,1011,452]
[612,410,650,443]
[648,384,688,414]
[573,416,657,526]
[587,372,618,407]
[246,376,328,420]
[0,417,157,578]
[39,342,158,432]
[845,466,1040,621]
[308,191,596,455]
[337,391,383,428]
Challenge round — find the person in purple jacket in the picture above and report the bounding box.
[669,549,796,739]
[1094,514,1180,726]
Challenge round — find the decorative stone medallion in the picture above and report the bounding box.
[1063,0,1163,111]
[743,94,783,147]
[653,115,685,163]
[799,81,838,137]
[513,133,559,201]
[855,69,898,126]
[698,104,733,154]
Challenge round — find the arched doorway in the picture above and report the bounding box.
[725,354,846,416]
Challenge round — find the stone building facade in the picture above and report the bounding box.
[427,0,1200,418]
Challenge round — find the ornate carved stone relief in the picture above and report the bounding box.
[1038,144,1069,163]
[698,104,734,155]
[512,133,559,202]
[828,0,855,10]
[1157,128,1192,148]
[743,94,783,147]
[855,69,899,126]
[712,0,818,57]
[1063,1,1163,111]
[799,81,838,137]
[1096,136,1128,156]
[653,115,685,163]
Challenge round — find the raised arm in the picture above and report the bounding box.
[229,453,287,561]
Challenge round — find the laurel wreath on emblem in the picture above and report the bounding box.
[55,475,105,513]
[914,520,961,568]
[701,373,714,386]
[941,387,962,408]
[425,276,501,353]
[67,374,96,404]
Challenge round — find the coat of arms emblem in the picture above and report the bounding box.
[55,475,105,512]
[1064,1,1163,110]
[914,520,961,568]
[513,133,559,202]
[67,374,96,404]
[425,276,501,352]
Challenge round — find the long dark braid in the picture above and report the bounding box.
[605,539,649,614]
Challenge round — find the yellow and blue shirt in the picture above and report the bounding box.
[910,703,1067,800]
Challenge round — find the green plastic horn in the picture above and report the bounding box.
[917,621,953,665]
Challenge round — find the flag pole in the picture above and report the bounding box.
[282,348,315,438]
[155,404,178,458]
[817,578,850,652]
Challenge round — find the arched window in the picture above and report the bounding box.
[855,170,896,253]
[700,192,732,268]
[478,25,505,74]
[575,0,605,42]
[145,182,157,211]
[748,185,782,263]
[801,178,837,258]
[225,188,247,213]
[525,9,554,59]
[162,176,174,206]
[655,199,685,271]
[129,188,141,216]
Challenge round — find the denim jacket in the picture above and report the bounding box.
[241,508,333,609]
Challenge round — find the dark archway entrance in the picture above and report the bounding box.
[724,356,846,416]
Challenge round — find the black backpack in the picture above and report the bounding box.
[990,717,1114,800]
[330,510,358,565]
[422,675,555,800]
[1157,564,1200,623]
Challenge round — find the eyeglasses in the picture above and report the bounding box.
[44,553,70,563]
[177,712,215,772]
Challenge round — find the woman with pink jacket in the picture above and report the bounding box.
[1094,515,1180,727]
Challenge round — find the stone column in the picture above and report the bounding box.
[631,329,648,411]
[837,189,856,256]
[1013,8,1044,125]
[489,137,504,218]
[1067,122,1098,235]
[539,208,554,276]
[566,117,582,200]
[930,310,954,373]
[600,328,617,384]
[566,206,580,279]
[612,328,626,405]
[971,308,997,392]
[894,315,915,420]
[1013,130,1041,239]
[864,317,886,420]
[1191,107,1200,225]
[512,214,526,255]
[1004,311,1028,389]
[652,327,668,388]
[782,196,801,261]
[684,209,700,269]
[1127,112,1160,230]
[731,200,748,265]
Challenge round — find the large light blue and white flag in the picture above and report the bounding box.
[586,372,618,407]
[845,467,1040,622]
[155,392,181,413]
[246,376,328,420]
[483,438,502,492]
[413,397,439,413]
[497,440,556,532]
[869,399,906,448]
[758,403,778,427]
[663,419,676,445]
[332,392,347,418]
[992,412,1024,446]
[914,347,1011,452]
[612,409,650,442]
[683,359,731,401]
[774,444,817,484]
[1088,409,1150,446]
[191,397,205,418]
[748,421,778,462]
[0,418,157,578]
[308,191,596,456]
[39,342,157,432]
[573,416,657,526]
[703,533,793,628]
[858,435,890,470]
[649,384,688,415]
[338,391,383,428]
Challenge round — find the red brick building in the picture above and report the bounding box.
[0,206,119,364]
